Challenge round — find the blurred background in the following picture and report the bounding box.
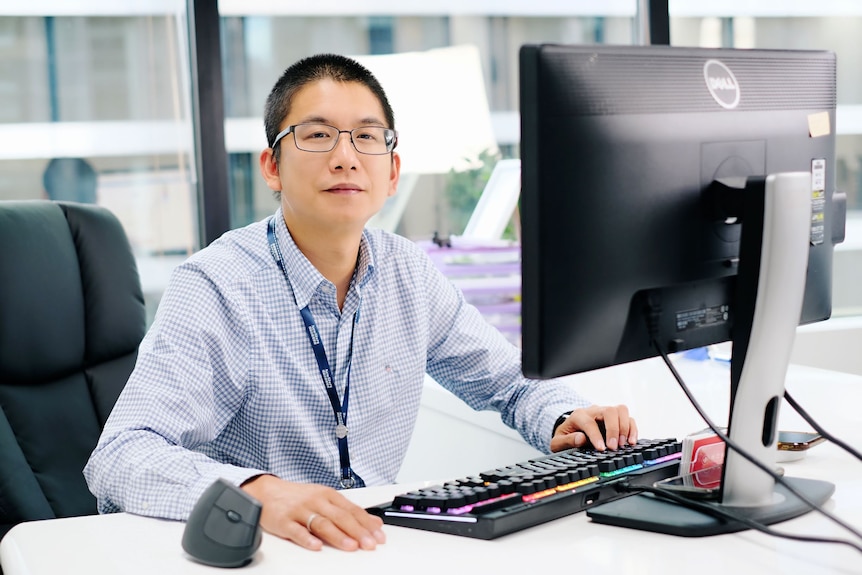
[1,1,860,352]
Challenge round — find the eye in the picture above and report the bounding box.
[353,128,380,141]
[296,124,335,141]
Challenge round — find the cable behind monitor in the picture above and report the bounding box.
[587,343,862,544]
[588,173,858,541]
[784,390,862,462]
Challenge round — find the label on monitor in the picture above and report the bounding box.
[675,304,730,332]
[810,158,826,246]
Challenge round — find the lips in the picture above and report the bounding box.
[325,183,363,194]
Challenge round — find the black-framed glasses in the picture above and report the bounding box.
[271,123,398,155]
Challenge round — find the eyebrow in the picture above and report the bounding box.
[295,115,387,128]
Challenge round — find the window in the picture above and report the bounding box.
[217,2,638,238]
[5,1,858,324]
[0,2,199,323]
[669,2,862,316]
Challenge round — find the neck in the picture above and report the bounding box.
[285,217,361,310]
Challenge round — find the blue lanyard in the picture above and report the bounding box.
[267,217,365,489]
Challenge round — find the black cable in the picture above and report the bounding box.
[641,298,861,542]
[784,390,862,462]
[619,482,862,554]
[654,341,862,542]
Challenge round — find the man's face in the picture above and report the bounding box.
[261,79,400,235]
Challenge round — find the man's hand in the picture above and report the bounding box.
[241,474,386,551]
[550,404,638,453]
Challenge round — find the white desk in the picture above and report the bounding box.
[2,360,861,575]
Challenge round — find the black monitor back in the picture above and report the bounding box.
[520,44,841,379]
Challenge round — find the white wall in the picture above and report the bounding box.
[396,378,541,483]
[792,316,862,376]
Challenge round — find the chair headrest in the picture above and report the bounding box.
[0,201,145,383]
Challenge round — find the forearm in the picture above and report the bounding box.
[427,300,591,452]
[494,375,591,453]
[85,428,265,520]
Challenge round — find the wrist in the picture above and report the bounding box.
[240,473,279,499]
[552,411,573,436]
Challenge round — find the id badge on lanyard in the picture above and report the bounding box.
[267,217,365,489]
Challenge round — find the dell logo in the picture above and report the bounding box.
[703,59,740,109]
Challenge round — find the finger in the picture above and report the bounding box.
[334,494,385,543]
[317,499,385,550]
[342,505,386,547]
[272,515,324,551]
[608,404,632,449]
[550,430,587,452]
[599,406,620,450]
[357,507,386,543]
[615,404,632,446]
[628,416,638,444]
[304,514,363,551]
[571,431,589,449]
[255,505,325,551]
[569,410,606,451]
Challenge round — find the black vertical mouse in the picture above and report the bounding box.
[182,478,263,568]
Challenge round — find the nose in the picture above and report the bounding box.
[330,130,360,169]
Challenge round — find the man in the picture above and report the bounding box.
[85,54,637,553]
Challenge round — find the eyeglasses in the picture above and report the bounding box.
[271,123,398,155]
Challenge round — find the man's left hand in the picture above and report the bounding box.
[550,404,638,453]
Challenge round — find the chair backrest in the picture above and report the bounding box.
[0,200,145,539]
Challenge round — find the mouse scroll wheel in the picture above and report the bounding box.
[226,510,242,523]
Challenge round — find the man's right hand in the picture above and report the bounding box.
[241,474,386,551]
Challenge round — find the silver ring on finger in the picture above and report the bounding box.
[306,513,319,532]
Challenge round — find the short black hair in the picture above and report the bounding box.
[264,54,396,163]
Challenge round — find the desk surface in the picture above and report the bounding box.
[2,361,861,575]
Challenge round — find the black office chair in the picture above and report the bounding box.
[0,201,146,541]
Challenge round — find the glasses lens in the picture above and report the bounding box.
[291,124,395,154]
[351,127,395,154]
[292,124,339,152]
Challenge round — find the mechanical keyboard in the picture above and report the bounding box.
[367,438,682,539]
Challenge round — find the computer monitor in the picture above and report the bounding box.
[519,44,846,535]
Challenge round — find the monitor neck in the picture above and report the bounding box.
[723,172,811,506]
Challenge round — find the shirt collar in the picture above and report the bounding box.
[355,229,376,289]
[271,208,376,308]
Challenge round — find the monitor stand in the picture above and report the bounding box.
[588,173,835,536]
[586,477,834,537]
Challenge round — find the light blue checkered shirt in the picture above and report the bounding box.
[84,208,591,519]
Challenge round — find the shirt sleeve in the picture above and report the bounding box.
[83,260,267,520]
[420,253,591,454]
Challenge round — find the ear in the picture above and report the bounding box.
[388,152,401,197]
[259,148,282,191]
